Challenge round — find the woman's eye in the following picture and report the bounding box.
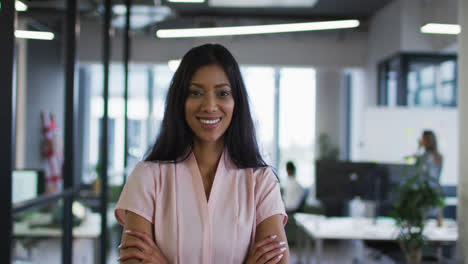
[218,91,231,97]
[189,90,202,96]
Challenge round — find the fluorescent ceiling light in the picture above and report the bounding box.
[15,0,28,11]
[15,30,55,40]
[420,23,461,35]
[168,59,181,72]
[156,19,360,38]
[168,0,205,3]
[209,0,317,8]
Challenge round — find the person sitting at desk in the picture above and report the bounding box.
[283,161,306,213]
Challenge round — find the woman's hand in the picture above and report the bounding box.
[118,230,169,264]
[245,235,287,264]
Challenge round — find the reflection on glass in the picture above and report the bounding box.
[420,65,435,87]
[418,88,435,106]
[12,200,64,263]
[241,67,276,166]
[279,68,316,187]
[387,71,398,107]
[407,60,456,107]
[126,66,150,172]
[440,60,455,81]
[440,83,454,104]
[151,65,172,142]
[14,28,65,194]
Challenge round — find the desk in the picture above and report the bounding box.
[294,213,458,264]
[14,211,117,263]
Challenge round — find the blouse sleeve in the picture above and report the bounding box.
[254,167,288,226]
[114,162,157,226]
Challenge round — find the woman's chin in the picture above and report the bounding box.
[195,135,223,145]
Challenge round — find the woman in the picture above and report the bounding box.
[417,130,443,184]
[115,44,289,264]
[415,130,444,219]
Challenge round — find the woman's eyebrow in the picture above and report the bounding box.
[189,82,204,88]
[214,83,231,88]
[189,82,231,88]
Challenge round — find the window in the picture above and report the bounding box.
[82,63,317,188]
[241,67,276,166]
[378,53,457,108]
[278,68,316,186]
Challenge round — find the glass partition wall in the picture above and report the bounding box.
[9,0,80,262]
[5,0,127,262]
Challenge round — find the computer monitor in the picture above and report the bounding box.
[316,160,379,200]
[315,160,416,216]
[316,160,379,216]
[12,169,45,205]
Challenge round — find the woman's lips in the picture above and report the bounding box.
[197,117,221,129]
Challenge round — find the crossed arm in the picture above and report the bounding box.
[118,211,289,264]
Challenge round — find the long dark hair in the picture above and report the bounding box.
[144,44,267,168]
[422,130,443,167]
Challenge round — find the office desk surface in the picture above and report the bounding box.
[294,213,458,242]
[14,211,116,239]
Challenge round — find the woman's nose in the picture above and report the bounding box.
[201,94,218,112]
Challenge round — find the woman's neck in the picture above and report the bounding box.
[192,139,224,170]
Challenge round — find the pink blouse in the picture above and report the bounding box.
[115,150,287,264]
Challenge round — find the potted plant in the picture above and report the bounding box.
[391,160,445,263]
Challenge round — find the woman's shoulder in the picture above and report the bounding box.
[134,160,161,170]
[249,166,278,182]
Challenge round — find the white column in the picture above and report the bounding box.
[315,68,345,159]
[457,0,468,263]
[15,19,28,169]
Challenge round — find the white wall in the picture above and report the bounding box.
[348,68,366,160]
[315,69,346,157]
[366,0,402,106]
[361,107,458,185]
[400,0,434,52]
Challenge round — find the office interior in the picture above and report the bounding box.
[2,0,468,263]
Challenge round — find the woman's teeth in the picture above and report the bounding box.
[199,118,220,124]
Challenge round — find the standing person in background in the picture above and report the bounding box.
[115,44,289,264]
[414,130,444,219]
[417,130,443,186]
[283,161,306,213]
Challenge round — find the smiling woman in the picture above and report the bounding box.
[115,44,289,264]
[185,64,235,145]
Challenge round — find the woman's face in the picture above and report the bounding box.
[185,64,235,145]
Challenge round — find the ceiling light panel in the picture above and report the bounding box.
[168,0,205,3]
[156,19,359,38]
[209,0,317,8]
[15,30,55,40]
[420,23,461,35]
[15,0,28,11]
